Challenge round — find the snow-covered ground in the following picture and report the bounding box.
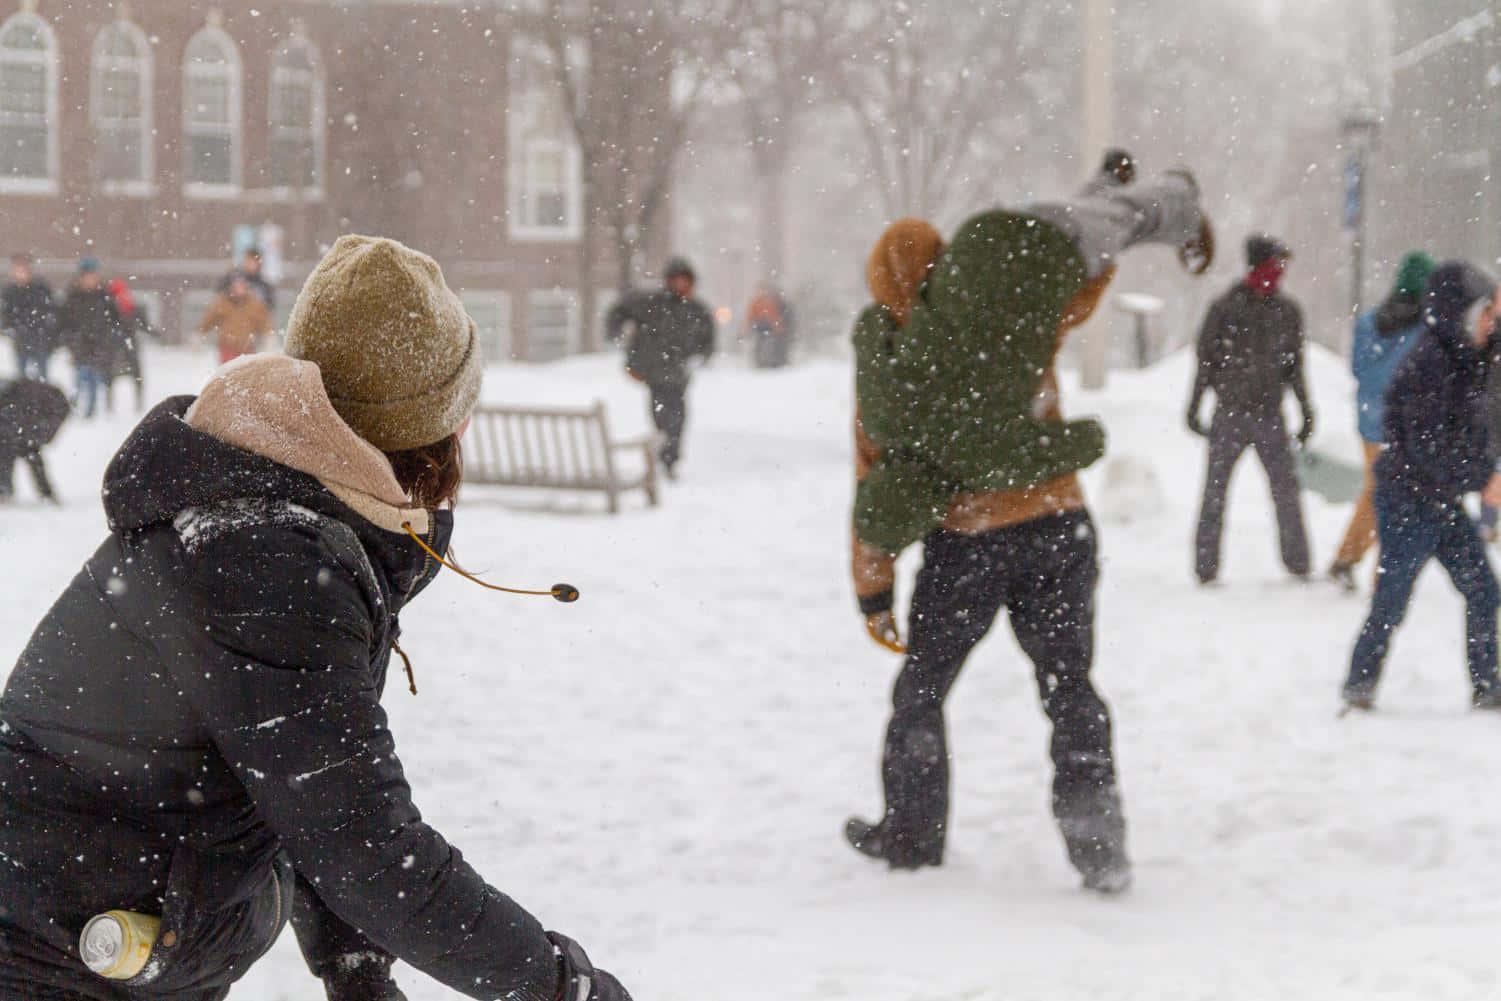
[4,343,1500,1000]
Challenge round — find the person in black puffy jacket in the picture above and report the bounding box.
[0,236,630,1001]
[1344,260,1501,712]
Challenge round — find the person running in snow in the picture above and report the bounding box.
[1344,261,1501,713]
[0,236,630,1001]
[605,257,715,479]
[1329,251,1435,588]
[56,257,124,420]
[218,245,277,311]
[845,160,1214,893]
[2,252,57,381]
[1187,235,1313,584]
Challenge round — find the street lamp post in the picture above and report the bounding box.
[1341,106,1381,318]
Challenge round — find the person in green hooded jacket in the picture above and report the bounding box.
[845,158,1213,892]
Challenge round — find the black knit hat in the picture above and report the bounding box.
[663,257,696,283]
[1245,235,1291,268]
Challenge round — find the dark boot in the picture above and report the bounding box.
[1056,785,1131,894]
[844,816,941,870]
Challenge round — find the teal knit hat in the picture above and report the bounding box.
[1394,251,1435,299]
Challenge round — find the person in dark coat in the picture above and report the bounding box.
[605,257,715,478]
[105,277,149,412]
[1330,251,1435,584]
[1344,261,1501,712]
[0,236,630,1001]
[1187,235,1313,583]
[218,246,276,311]
[0,376,67,502]
[56,258,123,419]
[2,253,57,381]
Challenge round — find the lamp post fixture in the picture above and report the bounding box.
[1341,105,1381,318]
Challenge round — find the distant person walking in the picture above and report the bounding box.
[201,271,274,364]
[2,253,56,381]
[606,257,715,479]
[747,284,793,369]
[1188,235,1313,584]
[1344,262,1501,712]
[220,246,276,311]
[105,277,148,412]
[1329,251,1435,587]
[56,258,122,419]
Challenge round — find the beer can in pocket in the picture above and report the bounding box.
[80,910,160,980]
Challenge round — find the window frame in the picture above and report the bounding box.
[267,36,325,199]
[526,288,580,362]
[507,37,583,243]
[90,20,154,196]
[181,26,243,198]
[0,10,60,195]
[459,290,514,364]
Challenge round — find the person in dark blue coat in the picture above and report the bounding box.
[1344,261,1501,712]
[1329,251,1435,589]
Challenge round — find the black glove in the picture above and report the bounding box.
[548,932,633,1001]
[1298,410,1315,444]
[322,969,407,1001]
[1186,409,1206,436]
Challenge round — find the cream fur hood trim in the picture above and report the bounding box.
[184,354,430,535]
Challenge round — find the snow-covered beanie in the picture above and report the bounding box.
[283,235,482,453]
[1245,235,1290,269]
[866,219,943,327]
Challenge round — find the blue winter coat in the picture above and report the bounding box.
[1377,268,1494,507]
[1352,299,1424,443]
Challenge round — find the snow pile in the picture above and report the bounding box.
[3,344,1499,1001]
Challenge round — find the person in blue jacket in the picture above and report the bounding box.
[1344,260,1501,712]
[1329,251,1435,590]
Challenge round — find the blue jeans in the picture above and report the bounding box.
[74,364,100,418]
[1347,483,1501,698]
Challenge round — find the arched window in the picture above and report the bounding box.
[91,21,152,190]
[268,37,324,192]
[508,38,581,240]
[182,28,241,191]
[0,10,58,189]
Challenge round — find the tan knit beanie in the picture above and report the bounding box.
[284,235,482,452]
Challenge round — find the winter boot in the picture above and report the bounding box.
[1341,685,1376,713]
[1473,688,1501,712]
[844,816,941,871]
[1329,562,1357,593]
[1056,786,1131,894]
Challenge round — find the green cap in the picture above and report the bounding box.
[1394,251,1436,300]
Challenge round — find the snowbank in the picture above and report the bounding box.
[3,344,1498,1001]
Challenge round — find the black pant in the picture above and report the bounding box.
[0,446,53,500]
[1195,409,1309,581]
[879,511,1118,863]
[649,382,688,469]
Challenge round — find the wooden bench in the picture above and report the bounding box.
[464,401,659,513]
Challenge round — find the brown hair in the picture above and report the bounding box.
[866,219,943,326]
[386,433,463,510]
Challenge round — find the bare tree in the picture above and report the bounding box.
[508,0,743,350]
[828,3,1077,223]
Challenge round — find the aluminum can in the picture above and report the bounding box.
[79,910,160,980]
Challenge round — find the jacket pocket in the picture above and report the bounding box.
[122,850,291,995]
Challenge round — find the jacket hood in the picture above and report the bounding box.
[866,219,943,326]
[1424,260,1496,360]
[183,354,429,535]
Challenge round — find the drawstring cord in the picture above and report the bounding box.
[392,639,417,695]
[394,521,580,697]
[400,522,580,602]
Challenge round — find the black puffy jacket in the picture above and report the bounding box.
[0,398,560,1000]
[605,288,714,387]
[1379,261,1497,508]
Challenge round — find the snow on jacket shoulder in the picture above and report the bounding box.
[0,356,559,1001]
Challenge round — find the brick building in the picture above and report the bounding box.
[0,0,667,358]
